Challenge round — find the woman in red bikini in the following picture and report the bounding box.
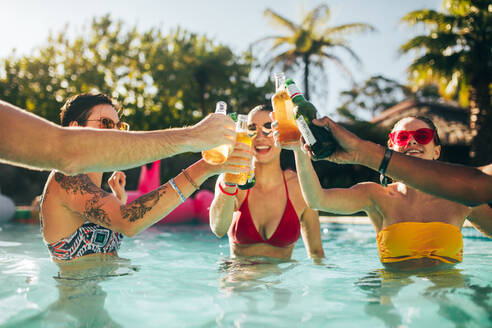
[209,104,325,261]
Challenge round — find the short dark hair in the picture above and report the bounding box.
[60,93,119,127]
[388,116,441,147]
[249,104,273,115]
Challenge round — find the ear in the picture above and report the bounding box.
[68,121,79,127]
[432,145,441,160]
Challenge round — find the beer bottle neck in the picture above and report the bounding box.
[286,83,305,103]
[215,101,227,115]
[236,114,248,132]
[291,94,306,104]
[274,73,286,91]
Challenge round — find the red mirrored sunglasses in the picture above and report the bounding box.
[86,117,130,131]
[389,128,435,147]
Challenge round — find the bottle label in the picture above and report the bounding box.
[296,116,316,146]
[286,84,301,99]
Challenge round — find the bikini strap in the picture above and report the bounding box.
[282,171,289,198]
[245,188,251,200]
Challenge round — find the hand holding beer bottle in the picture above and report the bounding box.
[285,79,338,159]
[271,72,301,143]
[224,115,253,185]
[202,101,233,164]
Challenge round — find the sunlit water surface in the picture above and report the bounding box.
[0,222,490,328]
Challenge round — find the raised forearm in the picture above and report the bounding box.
[209,175,237,238]
[296,149,371,214]
[121,159,215,236]
[294,149,328,210]
[0,100,206,174]
[0,100,68,171]
[357,142,492,206]
[60,128,196,174]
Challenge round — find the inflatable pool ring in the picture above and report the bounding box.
[126,161,206,224]
[0,194,16,222]
[157,197,196,224]
[193,190,214,224]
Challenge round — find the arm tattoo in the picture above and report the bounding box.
[54,172,111,226]
[121,184,169,222]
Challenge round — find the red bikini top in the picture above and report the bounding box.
[228,172,301,247]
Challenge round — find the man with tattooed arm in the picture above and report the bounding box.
[40,93,251,262]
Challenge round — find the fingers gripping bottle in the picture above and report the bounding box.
[238,159,256,190]
[285,79,338,158]
[202,101,232,164]
[234,109,255,188]
[224,115,252,185]
[271,72,301,143]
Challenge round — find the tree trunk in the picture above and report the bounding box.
[468,78,492,165]
[303,54,310,100]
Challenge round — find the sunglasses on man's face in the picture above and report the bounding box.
[247,122,273,138]
[86,117,130,131]
[389,128,435,147]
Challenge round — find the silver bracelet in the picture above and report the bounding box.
[170,178,186,203]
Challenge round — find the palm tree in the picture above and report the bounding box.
[400,0,492,164]
[253,4,374,100]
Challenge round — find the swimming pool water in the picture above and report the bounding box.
[0,222,490,327]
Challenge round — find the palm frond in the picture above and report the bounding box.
[331,43,363,65]
[409,52,464,76]
[319,52,354,82]
[270,36,294,52]
[323,23,375,37]
[263,8,299,33]
[251,35,288,47]
[263,50,300,73]
[401,9,456,30]
[400,33,459,54]
[302,4,331,31]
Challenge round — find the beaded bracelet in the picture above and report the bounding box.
[170,178,186,203]
[378,148,393,187]
[181,169,199,190]
[219,182,238,196]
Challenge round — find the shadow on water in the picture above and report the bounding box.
[356,267,492,328]
[4,256,139,328]
[217,257,298,312]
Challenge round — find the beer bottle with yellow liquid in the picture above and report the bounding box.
[238,160,255,190]
[224,114,252,185]
[285,79,338,159]
[202,101,232,165]
[271,72,301,143]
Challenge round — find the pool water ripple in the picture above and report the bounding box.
[0,222,490,327]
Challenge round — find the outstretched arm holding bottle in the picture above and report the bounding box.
[270,114,376,219]
[0,99,236,174]
[313,116,492,207]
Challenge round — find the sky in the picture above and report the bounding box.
[1,0,442,118]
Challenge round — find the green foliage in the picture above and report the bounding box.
[336,75,441,121]
[400,0,492,163]
[254,4,374,100]
[0,15,272,130]
[400,0,491,106]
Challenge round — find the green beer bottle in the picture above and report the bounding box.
[285,79,338,159]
